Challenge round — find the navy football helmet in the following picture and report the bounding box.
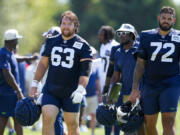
[96,103,117,126]
[15,97,41,126]
[116,99,144,133]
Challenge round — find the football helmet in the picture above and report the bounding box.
[15,97,41,126]
[116,24,137,40]
[42,26,61,37]
[96,103,117,126]
[116,99,144,133]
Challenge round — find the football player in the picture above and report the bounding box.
[39,26,66,135]
[0,29,24,135]
[98,25,119,135]
[30,11,92,135]
[129,6,180,135]
[98,25,119,94]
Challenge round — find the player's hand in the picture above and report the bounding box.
[30,87,39,98]
[31,53,39,61]
[128,89,141,103]
[17,90,24,100]
[71,85,86,104]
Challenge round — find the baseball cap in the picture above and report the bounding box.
[42,26,61,37]
[4,29,23,41]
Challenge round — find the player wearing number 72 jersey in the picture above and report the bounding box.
[129,6,180,135]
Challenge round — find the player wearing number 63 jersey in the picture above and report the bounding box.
[129,6,180,135]
[42,33,92,98]
[30,11,92,135]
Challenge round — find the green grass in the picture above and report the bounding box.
[4,104,180,135]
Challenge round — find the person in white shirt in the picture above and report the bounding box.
[98,25,119,93]
[98,25,119,135]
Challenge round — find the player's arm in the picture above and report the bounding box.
[78,58,92,87]
[102,60,114,95]
[102,46,119,96]
[2,69,24,100]
[95,72,101,102]
[33,56,49,81]
[106,70,122,104]
[129,57,145,103]
[111,71,121,84]
[71,58,92,104]
[15,53,38,63]
[30,56,49,97]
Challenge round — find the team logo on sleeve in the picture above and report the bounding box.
[171,35,180,43]
[73,42,83,49]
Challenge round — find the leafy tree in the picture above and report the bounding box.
[69,0,179,49]
[0,0,68,54]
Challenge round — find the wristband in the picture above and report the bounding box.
[31,80,39,88]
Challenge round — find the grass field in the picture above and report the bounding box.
[4,104,180,135]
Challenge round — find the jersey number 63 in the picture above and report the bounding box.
[51,46,75,68]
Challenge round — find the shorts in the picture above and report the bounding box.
[142,82,180,115]
[86,95,98,114]
[41,93,80,113]
[0,94,18,117]
[81,97,87,108]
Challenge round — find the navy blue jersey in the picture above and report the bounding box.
[0,47,19,95]
[110,44,121,62]
[42,34,92,98]
[114,44,139,94]
[138,28,180,84]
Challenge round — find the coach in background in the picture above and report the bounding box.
[0,29,24,135]
[107,24,146,135]
[30,11,92,135]
[129,6,180,135]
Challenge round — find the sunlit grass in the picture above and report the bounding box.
[4,103,180,135]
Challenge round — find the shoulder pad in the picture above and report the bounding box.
[171,29,180,35]
[75,34,89,46]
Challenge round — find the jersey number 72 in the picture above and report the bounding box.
[150,42,175,62]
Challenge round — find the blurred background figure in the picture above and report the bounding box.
[0,29,24,135]
[85,46,101,135]
[79,97,88,132]
[98,25,119,135]
[98,25,119,93]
